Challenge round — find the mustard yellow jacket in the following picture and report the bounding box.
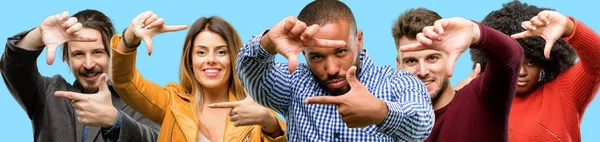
[110,35,286,142]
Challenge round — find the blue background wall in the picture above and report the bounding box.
[1,0,598,141]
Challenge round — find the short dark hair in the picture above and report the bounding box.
[391,8,442,48]
[297,0,357,36]
[471,1,577,82]
[62,9,115,61]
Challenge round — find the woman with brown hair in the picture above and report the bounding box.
[109,11,285,142]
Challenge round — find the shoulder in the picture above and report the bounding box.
[164,82,190,101]
[380,66,424,90]
[49,74,77,91]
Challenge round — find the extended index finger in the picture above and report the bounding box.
[304,38,346,49]
[54,91,87,102]
[304,96,343,105]
[207,101,241,108]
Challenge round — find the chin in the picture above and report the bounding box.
[515,88,530,96]
[199,79,228,89]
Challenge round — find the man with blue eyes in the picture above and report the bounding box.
[237,0,433,141]
[392,8,522,141]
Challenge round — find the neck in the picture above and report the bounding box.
[202,84,230,105]
[432,82,455,110]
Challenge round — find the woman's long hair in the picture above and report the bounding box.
[178,16,245,135]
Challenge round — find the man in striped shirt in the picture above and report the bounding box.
[236,0,434,141]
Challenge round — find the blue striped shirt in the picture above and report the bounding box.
[237,34,434,141]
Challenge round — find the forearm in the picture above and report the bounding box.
[260,31,277,54]
[15,27,45,51]
[1,29,52,115]
[261,114,283,138]
[467,22,522,113]
[110,34,169,123]
[558,17,600,112]
[115,25,141,54]
[260,110,286,141]
[237,34,290,113]
[376,76,433,141]
[472,22,523,74]
[562,17,600,74]
[110,110,159,142]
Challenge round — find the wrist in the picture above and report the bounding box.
[124,25,142,45]
[17,27,45,50]
[375,99,389,125]
[260,33,277,54]
[260,112,278,134]
[563,18,575,37]
[103,107,119,128]
[471,22,481,44]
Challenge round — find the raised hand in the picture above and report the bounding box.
[207,97,280,133]
[261,16,346,72]
[40,11,98,65]
[304,66,388,128]
[398,17,481,77]
[126,11,189,55]
[54,73,117,127]
[511,10,575,58]
[453,63,481,91]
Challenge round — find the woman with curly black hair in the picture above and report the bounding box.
[469,1,600,141]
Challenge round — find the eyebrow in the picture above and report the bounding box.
[195,45,228,49]
[427,53,443,57]
[306,52,322,57]
[401,57,416,62]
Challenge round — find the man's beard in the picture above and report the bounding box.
[314,58,362,96]
[429,77,450,101]
[77,65,104,93]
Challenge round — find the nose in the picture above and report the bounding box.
[416,61,430,78]
[519,65,527,77]
[325,58,340,76]
[206,53,216,65]
[83,55,96,69]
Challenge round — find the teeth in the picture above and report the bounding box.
[85,73,97,77]
[205,69,219,73]
[423,81,432,85]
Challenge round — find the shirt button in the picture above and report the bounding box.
[334,132,340,138]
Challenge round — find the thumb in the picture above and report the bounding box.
[542,36,556,59]
[285,52,298,72]
[470,63,481,77]
[46,46,57,65]
[304,96,343,105]
[142,36,153,56]
[446,52,460,77]
[56,11,70,22]
[345,66,360,88]
[96,73,110,94]
[207,101,241,108]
